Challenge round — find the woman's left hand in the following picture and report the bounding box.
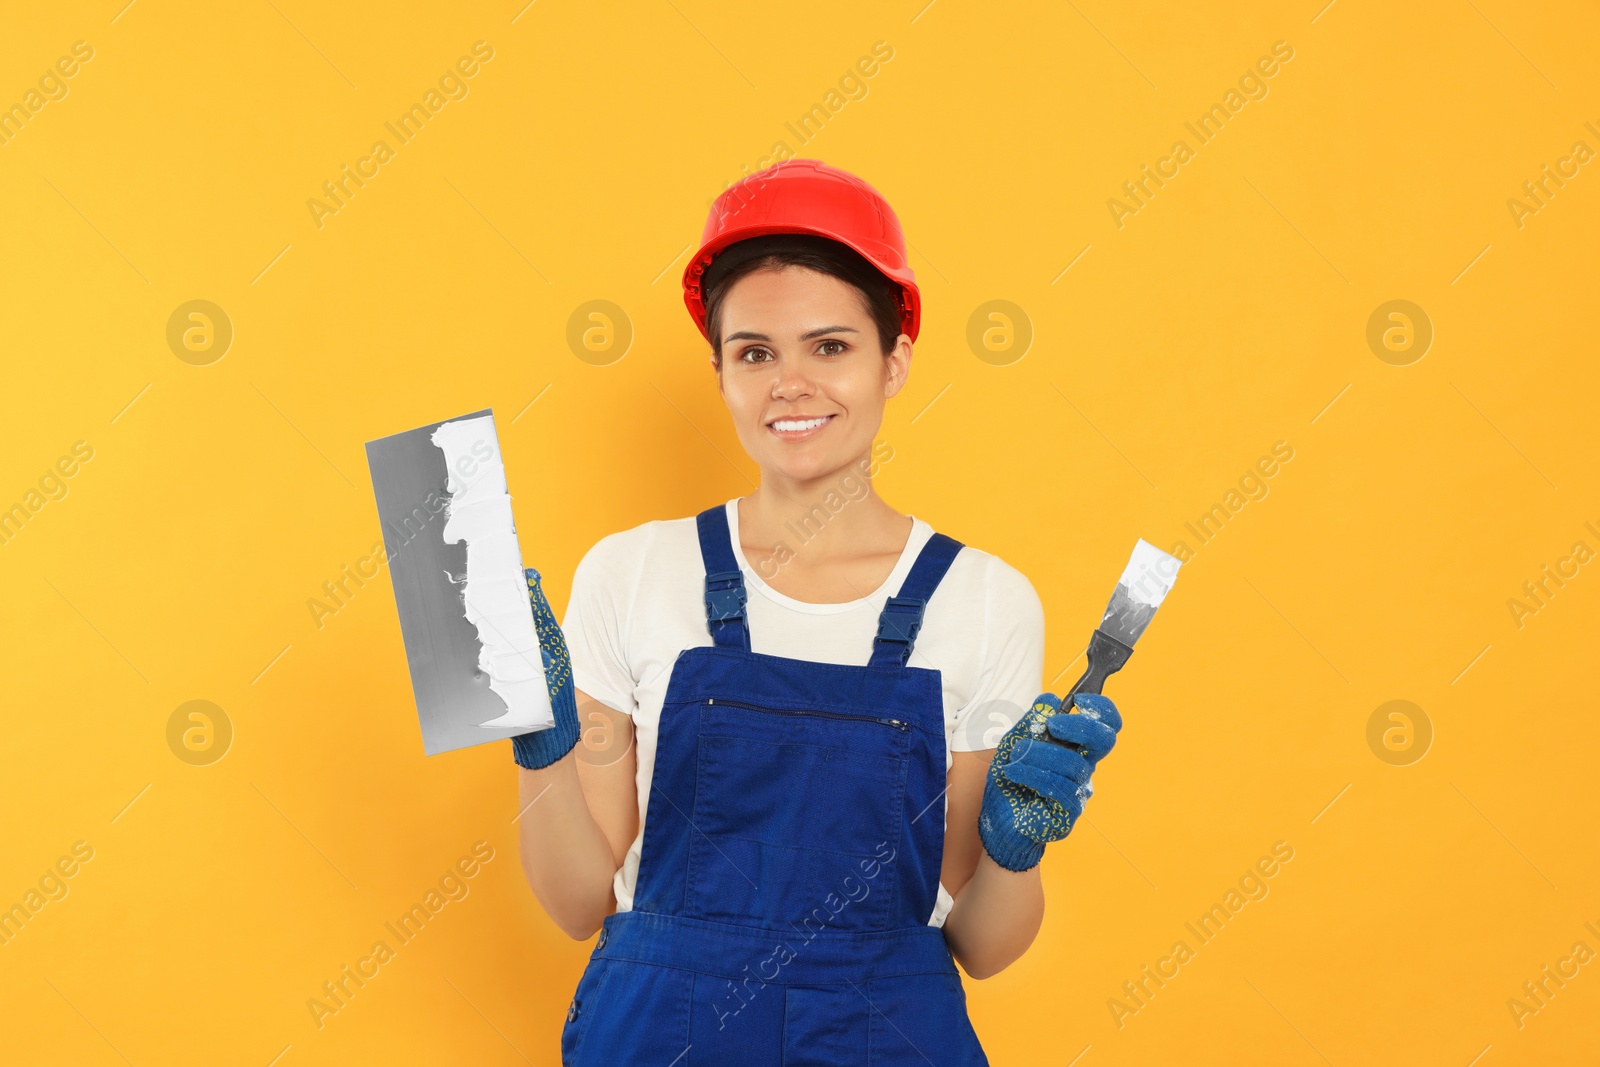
[977,692,1122,872]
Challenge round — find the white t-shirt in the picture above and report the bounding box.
[560,496,1045,927]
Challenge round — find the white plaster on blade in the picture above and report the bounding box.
[1118,538,1182,608]
[430,414,554,730]
[1098,539,1184,645]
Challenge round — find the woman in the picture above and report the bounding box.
[512,158,1123,1064]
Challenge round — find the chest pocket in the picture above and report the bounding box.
[685,700,912,933]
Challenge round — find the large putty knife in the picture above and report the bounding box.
[1053,539,1183,750]
[365,408,554,756]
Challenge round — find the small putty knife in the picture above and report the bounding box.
[1055,538,1183,749]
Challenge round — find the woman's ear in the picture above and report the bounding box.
[884,335,912,398]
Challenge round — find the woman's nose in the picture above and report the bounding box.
[771,363,815,399]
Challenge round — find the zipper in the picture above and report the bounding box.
[705,697,910,732]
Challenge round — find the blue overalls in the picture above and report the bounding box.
[560,505,990,1066]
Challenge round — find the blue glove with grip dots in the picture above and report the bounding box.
[510,567,582,770]
[978,692,1122,872]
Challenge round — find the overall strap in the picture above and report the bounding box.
[695,505,751,651]
[868,532,964,668]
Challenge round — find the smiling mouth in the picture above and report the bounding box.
[767,414,835,439]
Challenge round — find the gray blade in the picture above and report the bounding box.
[1098,539,1183,647]
[365,409,547,756]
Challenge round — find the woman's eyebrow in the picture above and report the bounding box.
[801,325,859,341]
[724,325,860,343]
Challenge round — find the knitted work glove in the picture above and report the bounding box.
[978,692,1122,872]
[510,567,582,770]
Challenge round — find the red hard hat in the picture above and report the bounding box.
[682,158,921,344]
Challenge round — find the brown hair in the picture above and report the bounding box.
[702,233,902,368]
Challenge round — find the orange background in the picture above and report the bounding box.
[2,1,1597,1064]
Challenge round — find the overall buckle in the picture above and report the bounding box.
[704,570,747,623]
[875,595,925,645]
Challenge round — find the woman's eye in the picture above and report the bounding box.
[740,347,774,364]
[818,340,846,356]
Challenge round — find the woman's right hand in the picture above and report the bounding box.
[510,566,583,769]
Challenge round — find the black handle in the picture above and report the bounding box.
[1056,628,1134,753]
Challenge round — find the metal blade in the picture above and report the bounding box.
[365,408,553,756]
[1097,538,1183,647]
